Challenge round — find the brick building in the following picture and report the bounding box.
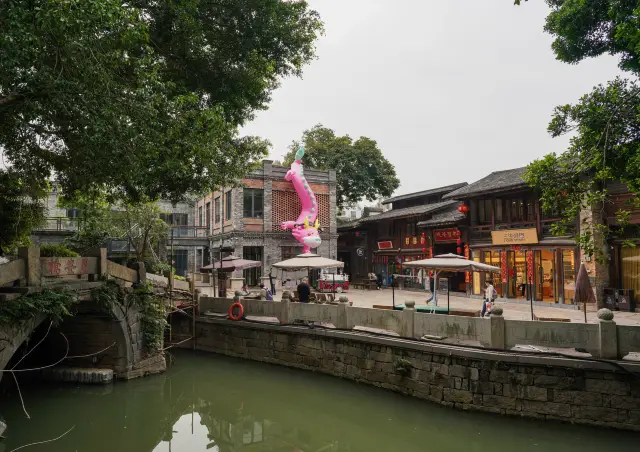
[194,160,337,286]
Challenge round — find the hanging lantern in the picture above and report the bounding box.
[463,205,470,213]
[457,205,464,213]
[422,247,427,253]
[456,238,462,245]
[421,232,426,238]
[456,246,462,254]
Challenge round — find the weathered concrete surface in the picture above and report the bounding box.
[176,316,640,431]
[41,367,114,384]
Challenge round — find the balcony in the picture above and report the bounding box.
[38,217,80,232]
[168,226,209,238]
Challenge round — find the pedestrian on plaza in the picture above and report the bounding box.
[482,280,497,317]
[426,272,435,303]
[297,277,311,303]
[269,267,276,296]
[259,283,273,301]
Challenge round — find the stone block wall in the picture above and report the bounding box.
[184,318,640,431]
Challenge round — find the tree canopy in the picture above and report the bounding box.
[519,0,640,258]
[0,0,322,203]
[283,125,400,210]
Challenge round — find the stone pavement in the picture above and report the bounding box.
[337,288,640,326]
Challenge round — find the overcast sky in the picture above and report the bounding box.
[241,0,623,199]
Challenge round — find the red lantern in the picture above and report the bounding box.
[456,246,462,254]
[421,232,426,238]
[456,238,462,245]
[462,205,470,213]
[457,205,464,213]
[422,247,427,253]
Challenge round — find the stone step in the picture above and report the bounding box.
[41,367,114,385]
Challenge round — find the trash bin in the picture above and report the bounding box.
[618,289,636,312]
[603,288,617,310]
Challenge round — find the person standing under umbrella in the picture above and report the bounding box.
[297,277,311,303]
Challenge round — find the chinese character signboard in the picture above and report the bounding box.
[377,241,394,250]
[434,228,461,243]
[41,257,97,277]
[491,228,538,245]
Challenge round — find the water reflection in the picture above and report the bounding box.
[2,351,639,452]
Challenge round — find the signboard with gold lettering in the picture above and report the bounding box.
[491,228,538,245]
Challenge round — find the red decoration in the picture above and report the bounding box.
[458,205,464,213]
[422,247,427,252]
[421,232,426,238]
[456,246,462,254]
[456,238,462,245]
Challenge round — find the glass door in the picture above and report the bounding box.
[534,249,556,302]
[507,250,527,299]
[562,249,576,304]
[472,250,482,295]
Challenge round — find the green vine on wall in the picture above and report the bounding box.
[0,289,78,325]
[91,281,167,353]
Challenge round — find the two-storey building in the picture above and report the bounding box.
[338,183,466,290]
[443,168,579,304]
[194,160,337,287]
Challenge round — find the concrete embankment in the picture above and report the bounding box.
[174,316,640,432]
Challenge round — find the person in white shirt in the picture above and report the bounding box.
[482,280,496,317]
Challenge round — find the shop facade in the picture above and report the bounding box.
[444,168,580,305]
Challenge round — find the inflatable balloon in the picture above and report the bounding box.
[281,147,322,254]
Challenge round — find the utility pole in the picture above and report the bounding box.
[219,187,225,297]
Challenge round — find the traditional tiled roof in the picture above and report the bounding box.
[358,200,459,223]
[417,209,465,228]
[382,182,468,205]
[337,218,363,231]
[443,167,527,199]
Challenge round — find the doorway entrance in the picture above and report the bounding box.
[243,246,263,287]
[506,250,527,299]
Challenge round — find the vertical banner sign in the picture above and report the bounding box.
[500,252,507,283]
[428,247,433,259]
[464,245,470,283]
[526,251,534,283]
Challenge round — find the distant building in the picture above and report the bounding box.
[338,183,466,288]
[31,182,199,276]
[194,160,337,286]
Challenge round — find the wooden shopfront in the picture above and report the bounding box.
[469,227,578,304]
[373,234,431,289]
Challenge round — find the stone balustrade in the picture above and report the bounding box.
[198,296,640,360]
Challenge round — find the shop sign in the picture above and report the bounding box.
[356,248,365,257]
[434,228,461,242]
[378,241,394,250]
[491,228,538,245]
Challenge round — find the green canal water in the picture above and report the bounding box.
[2,350,639,451]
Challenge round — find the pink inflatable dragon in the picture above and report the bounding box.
[281,147,322,254]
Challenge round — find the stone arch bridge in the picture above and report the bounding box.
[0,247,189,382]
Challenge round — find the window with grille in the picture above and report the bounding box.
[205,202,211,228]
[198,206,203,226]
[243,189,264,218]
[225,190,232,220]
[281,246,302,260]
[215,197,221,223]
[160,213,188,226]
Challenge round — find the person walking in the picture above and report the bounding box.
[426,272,435,303]
[297,277,311,303]
[482,280,497,317]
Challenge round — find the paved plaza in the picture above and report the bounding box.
[339,288,640,326]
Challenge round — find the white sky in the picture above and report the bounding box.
[241,0,624,198]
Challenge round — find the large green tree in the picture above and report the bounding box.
[0,0,321,202]
[283,125,400,210]
[519,0,640,259]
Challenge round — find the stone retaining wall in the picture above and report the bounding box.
[181,317,640,431]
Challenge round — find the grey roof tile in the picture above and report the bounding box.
[382,182,468,205]
[358,200,459,223]
[443,167,527,199]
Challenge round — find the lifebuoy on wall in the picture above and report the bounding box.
[228,302,244,321]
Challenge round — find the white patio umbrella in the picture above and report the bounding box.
[403,253,500,312]
[273,253,344,270]
[273,254,344,296]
